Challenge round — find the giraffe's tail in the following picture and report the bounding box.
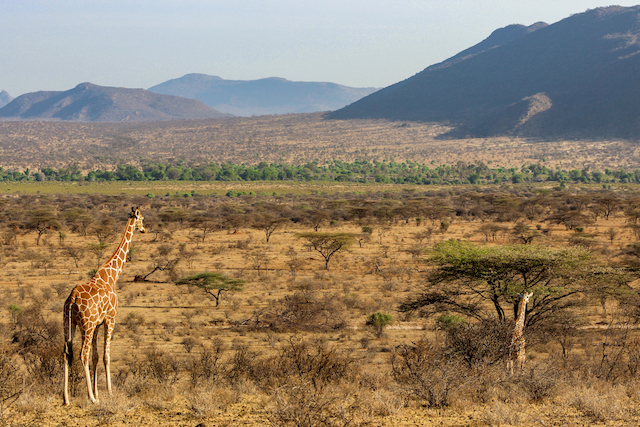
[63,295,77,366]
[64,341,74,366]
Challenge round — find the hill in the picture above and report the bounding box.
[148,74,378,116]
[330,6,640,140]
[0,90,12,108]
[0,83,227,122]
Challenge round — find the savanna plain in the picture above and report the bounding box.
[2,115,640,427]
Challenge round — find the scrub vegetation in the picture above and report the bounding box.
[2,184,640,425]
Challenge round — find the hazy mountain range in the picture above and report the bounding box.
[0,91,12,108]
[2,5,639,138]
[0,83,226,122]
[147,74,379,116]
[331,6,640,139]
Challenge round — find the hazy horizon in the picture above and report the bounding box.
[2,1,639,97]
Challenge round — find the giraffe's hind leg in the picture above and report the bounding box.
[80,328,98,404]
[91,326,100,401]
[63,306,75,406]
[104,317,116,396]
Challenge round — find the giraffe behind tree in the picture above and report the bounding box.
[62,207,145,405]
[507,291,533,375]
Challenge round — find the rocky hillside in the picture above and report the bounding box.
[149,74,378,116]
[0,83,227,122]
[330,6,640,140]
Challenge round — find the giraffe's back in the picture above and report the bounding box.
[68,283,118,328]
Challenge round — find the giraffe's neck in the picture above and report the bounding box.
[513,299,528,336]
[97,218,135,290]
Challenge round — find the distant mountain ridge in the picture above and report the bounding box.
[0,91,12,108]
[0,83,227,122]
[429,22,547,70]
[148,74,379,116]
[330,6,640,140]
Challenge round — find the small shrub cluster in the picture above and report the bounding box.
[254,292,347,332]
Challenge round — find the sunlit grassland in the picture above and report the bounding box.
[0,179,441,196]
[1,179,633,198]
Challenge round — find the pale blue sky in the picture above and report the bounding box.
[1,1,638,96]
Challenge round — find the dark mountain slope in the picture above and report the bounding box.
[149,74,379,116]
[330,6,640,139]
[0,83,227,122]
[432,22,547,69]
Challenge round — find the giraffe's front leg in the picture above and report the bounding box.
[104,317,116,396]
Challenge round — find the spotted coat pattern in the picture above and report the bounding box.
[63,207,145,405]
[507,291,533,375]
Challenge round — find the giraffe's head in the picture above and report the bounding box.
[522,291,533,304]
[130,207,146,233]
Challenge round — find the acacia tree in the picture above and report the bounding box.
[251,213,288,243]
[61,208,93,236]
[297,232,354,270]
[25,206,61,245]
[175,272,244,306]
[135,244,180,282]
[89,216,118,243]
[189,212,219,243]
[399,240,629,327]
[595,194,620,220]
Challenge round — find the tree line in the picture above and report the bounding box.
[2,160,640,185]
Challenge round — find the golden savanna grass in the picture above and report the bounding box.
[1,185,640,426]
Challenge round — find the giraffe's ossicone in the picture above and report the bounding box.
[63,207,145,406]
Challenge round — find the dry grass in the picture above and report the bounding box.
[1,188,640,426]
[2,114,640,175]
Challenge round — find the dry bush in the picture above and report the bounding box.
[10,303,63,391]
[187,338,225,387]
[356,372,407,417]
[391,340,461,408]
[0,344,25,417]
[88,389,140,425]
[124,346,180,387]
[121,312,145,333]
[181,336,200,353]
[226,342,259,385]
[265,338,365,427]
[266,337,358,391]
[443,320,512,369]
[187,387,240,418]
[479,401,530,426]
[255,292,346,332]
[288,278,325,292]
[569,383,628,422]
[269,382,363,427]
[514,363,561,402]
[572,325,640,382]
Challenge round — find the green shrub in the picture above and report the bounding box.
[366,312,392,338]
[435,313,467,331]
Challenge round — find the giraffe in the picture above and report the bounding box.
[62,207,145,405]
[507,291,533,375]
